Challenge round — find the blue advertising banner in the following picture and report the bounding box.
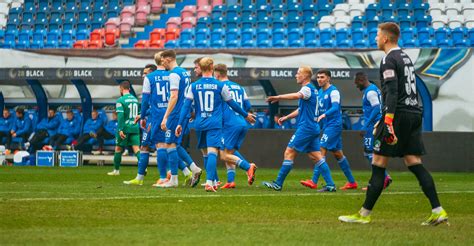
[36,151,55,167]
[59,151,82,167]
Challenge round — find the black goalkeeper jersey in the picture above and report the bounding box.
[379,48,422,115]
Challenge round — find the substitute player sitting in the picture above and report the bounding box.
[262,66,335,192]
[175,57,255,192]
[214,63,257,189]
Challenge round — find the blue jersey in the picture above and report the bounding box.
[318,85,342,129]
[223,80,248,128]
[185,77,233,131]
[169,66,191,120]
[296,83,320,132]
[362,83,382,128]
[143,69,170,123]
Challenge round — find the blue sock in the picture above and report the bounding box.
[167,148,179,176]
[178,159,187,171]
[177,146,193,166]
[157,148,168,179]
[206,152,217,182]
[203,155,208,170]
[312,159,324,184]
[237,158,251,171]
[319,161,335,187]
[234,151,248,163]
[275,160,293,186]
[227,167,236,183]
[214,165,220,182]
[137,151,149,175]
[338,156,355,183]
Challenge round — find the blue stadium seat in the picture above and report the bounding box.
[451,27,466,44]
[272,4,286,19]
[0,30,4,41]
[288,16,301,29]
[270,16,285,29]
[226,0,238,6]
[304,27,319,47]
[434,28,451,48]
[256,0,268,6]
[3,30,18,48]
[318,4,333,16]
[272,28,287,48]
[210,28,225,48]
[468,29,474,47]
[211,16,225,29]
[196,17,210,30]
[91,18,104,30]
[241,16,256,29]
[241,5,255,19]
[195,28,210,48]
[25,0,35,9]
[60,30,75,48]
[302,0,315,5]
[381,4,394,19]
[288,28,303,48]
[164,40,178,48]
[78,10,91,20]
[401,27,417,47]
[303,16,317,30]
[211,5,226,19]
[50,8,64,20]
[65,10,77,20]
[76,29,90,40]
[20,19,34,31]
[352,16,365,30]
[365,4,379,20]
[45,31,60,48]
[22,10,34,21]
[31,30,46,49]
[257,16,271,29]
[36,11,49,20]
[368,28,378,48]
[256,5,270,21]
[256,28,271,48]
[418,27,436,47]
[48,18,63,32]
[415,15,431,29]
[92,11,104,22]
[335,28,351,48]
[106,10,119,18]
[397,3,411,18]
[77,18,91,31]
[63,18,77,31]
[382,15,398,23]
[225,16,240,29]
[227,5,241,19]
[17,30,32,49]
[302,4,316,21]
[179,29,194,48]
[366,16,380,30]
[399,16,413,30]
[52,0,63,9]
[287,4,302,19]
[414,3,429,19]
[241,28,256,48]
[352,28,368,48]
[7,19,19,32]
[226,28,240,48]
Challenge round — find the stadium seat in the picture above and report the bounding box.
[432,15,448,29]
[365,3,379,19]
[448,15,464,29]
[121,5,136,19]
[349,4,365,18]
[434,27,451,47]
[225,28,240,48]
[76,29,90,40]
[399,16,414,29]
[196,16,210,29]
[333,3,349,17]
[211,5,225,19]
[105,18,121,30]
[179,28,194,48]
[136,5,151,26]
[415,15,432,29]
[88,39,104,48]
[59,30,75,48]
[181,17,196,29]
[256,5,270,21]
[150,28,165,42]
[241,5,255,19]
[256,28,271,48]
[212,0,223,7]
[288,28,303,48]
[105,28,119,46]
[210,28,225,48]
[366,16,380,30]
[303,16,317,30]
[446,3,462,17]
[241,28,256,48]
[166,17,181,29]
[335,28,351,48]
[334,16,350,30]
[352,28,368,48]
[226,16,240,29]
[45,31,60,48]
[319,16,335,30]
[149,39,164,48]
[211,16,225,29]
[181,5,197,19]
[272,28,287,48]
[242,16,256,29]
[429,3,445,17]
[257,16,271,29]
[164,28,180,42]
[272,4,286,19]
[368,28,378,48]
[197,5,211,19]
[288,16,301,29]
[17,30,32,49]
[151,0,163,14]
[120,17,135,36]
[195,28,210,48]
[287,4,302,19]
[134,39,149,48]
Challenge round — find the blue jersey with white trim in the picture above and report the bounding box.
[296,83,320,132]
[362,83,382,127]
[223,80,248,128]
[318,85,342,129]
[185,77,233,131]
[143,69,169,122]
[169,66,191,119]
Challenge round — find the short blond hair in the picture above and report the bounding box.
[154,52,162,66]
[299,66,313,80]
[199,57,214,73]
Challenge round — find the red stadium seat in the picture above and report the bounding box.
[90,29,103,41]
[120,17,135,37]
[211,0,223,7]
[181,5,197,19]
[121,6,136,19]
[165,28,180,42]
[105,18,121,30]
[166,17,181,29]
[181,16,196,29]
[105,29,119,46]
[151,0,163,14]
[135,5,150,26]
[88,39,104,48]
[197,0,209,7]
[150,28,165,41]
[149,39,164,48]
[197,5,212,19]
[73,40,88,49]
[134,40,149,48]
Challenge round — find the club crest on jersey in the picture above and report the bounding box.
[324,94,328,99]
[374,140,381,151]
[383,69,395,79]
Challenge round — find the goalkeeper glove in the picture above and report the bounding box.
[383,114,398,145]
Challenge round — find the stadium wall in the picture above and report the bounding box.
[186,130,474,172]
[0,48,472,132]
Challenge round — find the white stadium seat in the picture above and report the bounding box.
[318,15,335,30]
[462,3,474,18]
[349,3,365,18]
[444,0,457,4]
[332,3,350,17]
[11,1,22,8]
[0,17,7,28]
[427,0,442,4]
[448,15,464,29]
[347,0,360,5]
[335,16,351,30]
[445,3,463,17]
[429,3,445,17]
[431,15,448,29]
[465,15,474,29]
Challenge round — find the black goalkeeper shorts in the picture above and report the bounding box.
[373,111,426,158]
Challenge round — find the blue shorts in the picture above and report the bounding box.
[165,116,179,144]
[363,125,375,153]
[197,129,223,149]
[141,120,166,147]
[288,127,320,153]
[320,127,343,151]
[222,125,247,150]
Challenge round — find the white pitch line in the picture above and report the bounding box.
[2,190,474,202]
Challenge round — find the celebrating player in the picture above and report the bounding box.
[214,63,257,189]
[339,22,448,225]
[107,81,140,176]
[262,66,335,192]
[175,57,255,192]
[314,69,358,190]
[354,72,392,190]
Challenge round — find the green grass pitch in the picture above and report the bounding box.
[1,166,473,245]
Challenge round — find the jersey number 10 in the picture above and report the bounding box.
[128,103,138,119]
[198,91,214,112]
